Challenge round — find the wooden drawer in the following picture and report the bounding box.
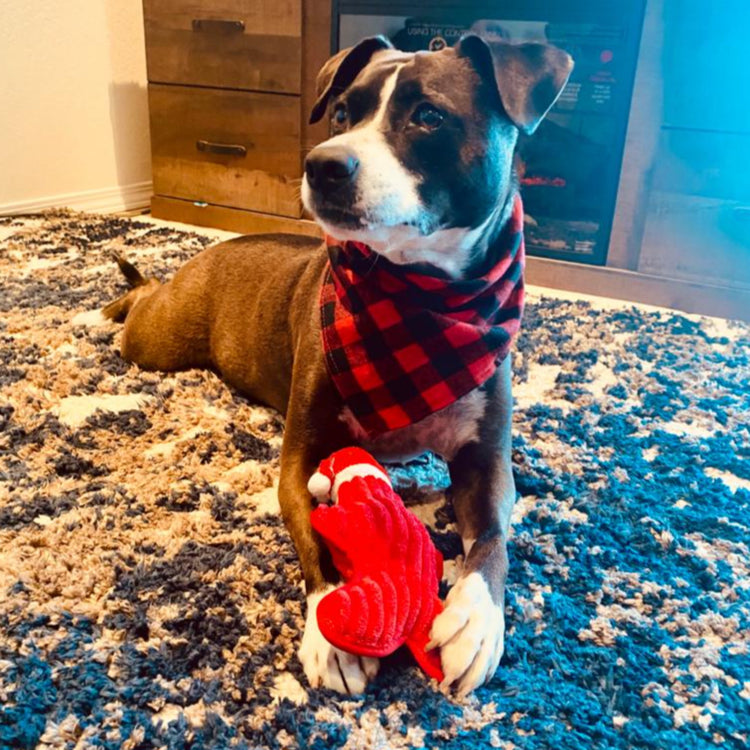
[143,0,301,94]
[149,84,301,218]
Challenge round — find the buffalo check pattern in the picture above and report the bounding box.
[320,196,526,435]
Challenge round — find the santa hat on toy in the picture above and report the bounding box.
[307,447,391,503]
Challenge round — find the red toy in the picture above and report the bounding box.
[308,448,445,682]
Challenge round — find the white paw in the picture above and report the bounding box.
[298,588,380,694]
[71,308,109,327]
[427,572,505,696]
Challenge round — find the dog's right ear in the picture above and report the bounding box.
[309,36,394,124]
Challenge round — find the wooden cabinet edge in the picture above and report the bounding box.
[300,0,333,170]
[151,195,323,239]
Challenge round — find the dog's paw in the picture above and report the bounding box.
[427,572,504,696]
[299,588,380,694]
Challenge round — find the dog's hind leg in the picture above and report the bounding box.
[103,254,212,372]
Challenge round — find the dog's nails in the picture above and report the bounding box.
[457,682,473,699]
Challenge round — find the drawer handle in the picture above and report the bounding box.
[191,18,245,33]
[196,139,247,157]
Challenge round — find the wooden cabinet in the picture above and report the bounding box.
[527,0,750,319]
[142,0,748,318]
[143,0,328,236]
[634,0,750,291]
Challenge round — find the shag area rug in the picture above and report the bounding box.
[1,211,749,750]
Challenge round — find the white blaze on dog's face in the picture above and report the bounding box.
[302,35,573,277]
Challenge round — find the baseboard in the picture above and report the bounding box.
[0,181,153,216]
[526,256,750,322]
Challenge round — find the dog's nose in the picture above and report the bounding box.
[305,146,360,192]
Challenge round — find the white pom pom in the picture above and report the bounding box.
[307,472,332,500]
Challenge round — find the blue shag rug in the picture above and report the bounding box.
[0,211,749,749]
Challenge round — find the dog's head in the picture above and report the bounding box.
[302,35,573,276]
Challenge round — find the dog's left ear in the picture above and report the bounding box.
[309,36,394,124]
[457,35,574,134]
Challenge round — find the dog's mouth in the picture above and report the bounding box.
[311,200,434,239]
[312,202,365,231]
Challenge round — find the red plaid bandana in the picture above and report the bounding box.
[320,195,525,436]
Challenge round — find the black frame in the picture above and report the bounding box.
[330,0,647,266]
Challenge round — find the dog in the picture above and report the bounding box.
[103,34,572,696]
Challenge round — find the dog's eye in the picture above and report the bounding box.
[412,103,444,130]
[332,103,348,126]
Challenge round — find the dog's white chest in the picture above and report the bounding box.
[340,388,487,462]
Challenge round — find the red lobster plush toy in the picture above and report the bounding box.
[308,448,445,681]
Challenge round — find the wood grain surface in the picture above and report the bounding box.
[144,0,302,93]
[149,84,302,217]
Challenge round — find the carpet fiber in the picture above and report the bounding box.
[1,211,749,749]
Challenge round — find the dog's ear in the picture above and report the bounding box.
[309,36,394,124]
[457,35,573,134]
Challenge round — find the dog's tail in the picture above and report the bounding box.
[114,253,149,289]
[102,254,155,322]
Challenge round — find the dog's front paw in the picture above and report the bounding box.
[299,588,380,694]
[427,572,505,696]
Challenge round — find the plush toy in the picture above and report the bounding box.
[308,448,445,682]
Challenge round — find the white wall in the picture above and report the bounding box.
[0,1,152,214]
